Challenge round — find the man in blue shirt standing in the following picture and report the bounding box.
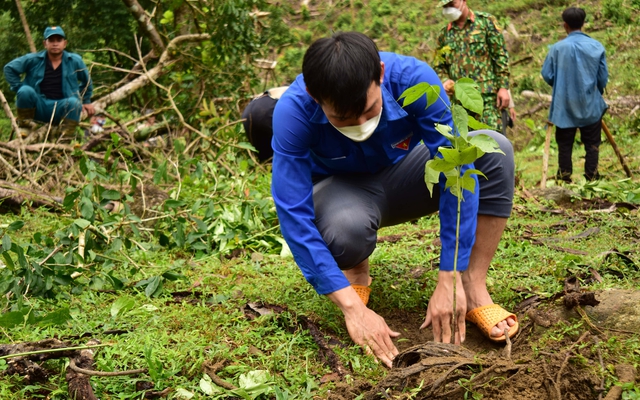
[272,32,518,367]
[541,7,608,182]
[4,26,95,137]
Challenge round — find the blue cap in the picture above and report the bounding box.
[44,26,66,40]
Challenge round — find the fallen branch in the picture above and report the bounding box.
[0,88,20,138]
[521,90,640,109]
[0,341,110,361]
[0,185,63,210]
[520,102,546,117]
[92,33,211,112]
[14,0,36,53]
[121,0,166,55]
[69,359,147,377]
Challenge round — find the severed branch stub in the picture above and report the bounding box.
[1,338,146,400]
[66,339,101,400]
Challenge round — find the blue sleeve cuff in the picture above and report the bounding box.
[305,266,351,295]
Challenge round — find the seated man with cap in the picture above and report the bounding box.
[4,25,95,136]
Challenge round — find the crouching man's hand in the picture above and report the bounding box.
[421,270,467,344]
[327,287,400,368]
[82,103,96,118]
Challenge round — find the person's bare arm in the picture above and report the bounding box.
[421,271,467,344]
[327,287,400,368]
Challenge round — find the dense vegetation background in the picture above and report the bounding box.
[0,0,639,398]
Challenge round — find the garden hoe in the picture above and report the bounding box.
[601,120,632,178]
[540,121,553,189]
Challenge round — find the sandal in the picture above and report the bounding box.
[466,304,519,343]
[351,284,371,306]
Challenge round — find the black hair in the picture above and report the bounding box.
[562,7,586,30]
[302,32,381,118]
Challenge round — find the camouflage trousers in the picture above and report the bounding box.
[471,93,502,132]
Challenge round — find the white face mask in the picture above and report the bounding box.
[330,107,383,142]
[442,5,463,22]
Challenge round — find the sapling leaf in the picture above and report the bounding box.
[459,175,478,194]
[439,148,461,165]
[425,85,441,109]
[399,83,441,108]
[463,168,487,181]
[439,129,456,142]
[470,134,505,155]
[435,123,453,137]
[445,175,462,198]
[2,252,15,269]
[12,243,27,268]
[451,105,469,139]
[427,156,458,172]
[458,146,484,166]
[468,115,492,130]
[153,160,168,184]
[424,160,441,196]
[165,199,186,209]
[454,78,483,114]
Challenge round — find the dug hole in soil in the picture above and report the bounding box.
[326,288,640,400]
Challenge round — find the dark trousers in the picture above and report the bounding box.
[555,120,602,182]
[16,85,83,124]
[312,131,515,269]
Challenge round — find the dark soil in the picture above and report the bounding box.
[326,291,638,400]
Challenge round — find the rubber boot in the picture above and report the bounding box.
[16,108,38,137]
[59,118,79,137]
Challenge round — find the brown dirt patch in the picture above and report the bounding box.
[328,304,609,399]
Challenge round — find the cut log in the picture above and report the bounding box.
[521,90,640,108]
[0,182,63,211]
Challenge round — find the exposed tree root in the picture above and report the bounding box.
[66,339,101,400]
[1,338,147,399]
[202,360,238,390]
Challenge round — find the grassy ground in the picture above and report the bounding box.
[2,0,640,398]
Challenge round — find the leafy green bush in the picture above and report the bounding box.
[603,0,634,24]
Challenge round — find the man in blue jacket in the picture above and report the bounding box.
[4,26,95,136]
[272,32,517,367]
[541,7,608,182]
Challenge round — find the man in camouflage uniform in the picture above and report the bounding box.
[433,0,511,131]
